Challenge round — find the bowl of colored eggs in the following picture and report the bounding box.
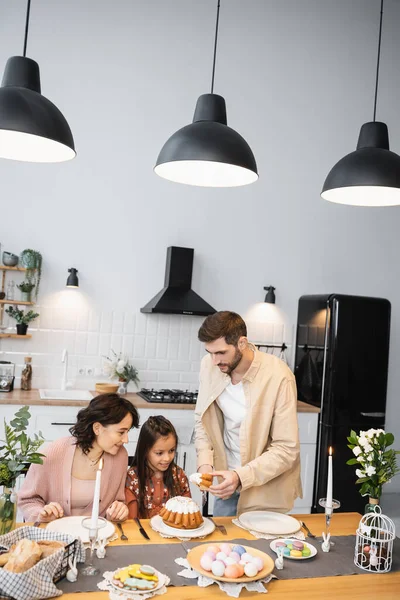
[270,538,317,560]
[187,542,275,583]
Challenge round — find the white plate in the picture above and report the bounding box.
[238,511,301,536]
[111,569,166,596]
[270,538,317,560]
[46,516,115,543]
[150,515,215,539]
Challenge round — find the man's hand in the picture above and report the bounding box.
[198,464,213,475]
[38,502,64,522]
[209,470,240,499]
[106,501,128,522]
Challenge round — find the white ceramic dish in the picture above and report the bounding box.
[46,516,115,543]
[238,510,301,536]
[111,569,166,596]
[150,515,215,538]
[270,538,317,560]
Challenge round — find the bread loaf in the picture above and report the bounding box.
[37,540,66,558]
[3,539,42,573]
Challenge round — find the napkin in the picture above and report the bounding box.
[98,569,170,600]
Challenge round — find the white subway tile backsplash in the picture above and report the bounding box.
[2,308,291,395]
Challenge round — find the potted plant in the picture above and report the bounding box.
[103,350,139,394]
[17,281,35,302]
[20,249,42,300]
[347,428,400,513]
[0,406,45,534]
[5,306,39,335]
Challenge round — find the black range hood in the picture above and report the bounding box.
[141,247,216,316]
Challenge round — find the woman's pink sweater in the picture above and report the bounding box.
[18,436,128,522]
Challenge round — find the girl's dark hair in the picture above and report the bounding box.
[132,416,179,518]
[69,393,140,453]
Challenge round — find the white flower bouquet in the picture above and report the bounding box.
[103,350,139,386]
[347,429,400,499]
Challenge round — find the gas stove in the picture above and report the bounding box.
[138,388,198,404]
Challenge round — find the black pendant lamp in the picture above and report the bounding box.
[154,0,258,187]
[66,268,79,288]
[321,0,400,206]
[0,0,75,163]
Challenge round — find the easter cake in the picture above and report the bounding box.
[158,496,203,529]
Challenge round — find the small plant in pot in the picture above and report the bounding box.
[17,281,35,303]
[20,249,42,300]
[5,306,39,335]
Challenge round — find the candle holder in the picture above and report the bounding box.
[81,517,107,576]
[319,498,341,547]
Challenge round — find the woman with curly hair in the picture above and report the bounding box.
[18,394,139,523]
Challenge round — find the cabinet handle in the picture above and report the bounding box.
[183,452,187,471]
[50,422,75,425]
[360,412,385,418]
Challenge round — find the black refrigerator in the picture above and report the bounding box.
[294,294,391,514]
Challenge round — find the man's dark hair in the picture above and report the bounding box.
[198,311,247,346]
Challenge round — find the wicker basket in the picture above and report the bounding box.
[95,382,119,394]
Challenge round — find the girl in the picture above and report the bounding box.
[125,415,190,518]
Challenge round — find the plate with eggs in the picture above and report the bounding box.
[187,542,275,583]
[270,538,317,560]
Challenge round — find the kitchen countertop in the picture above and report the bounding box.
[0,390,320,412]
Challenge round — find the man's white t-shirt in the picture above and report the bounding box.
[216,381,246,470]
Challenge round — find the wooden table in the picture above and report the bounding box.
[54,513,398,599]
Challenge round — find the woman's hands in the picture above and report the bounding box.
[38,502,64,522]
[106,501,128,522]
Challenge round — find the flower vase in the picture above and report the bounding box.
[0,487,17,535]
[365,497,380,514]
[118,380,128,395]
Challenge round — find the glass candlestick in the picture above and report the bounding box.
[81,517,107,576]
[319,498,341,545]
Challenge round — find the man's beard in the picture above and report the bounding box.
[226,347,243,375]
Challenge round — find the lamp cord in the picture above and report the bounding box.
[210,0,221,94]
[373,0,384,122]
[23,0,32,57]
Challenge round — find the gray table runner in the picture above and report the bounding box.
[57,536,400,593]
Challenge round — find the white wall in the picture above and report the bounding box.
[0,0,400,490]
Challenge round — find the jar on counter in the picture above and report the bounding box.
[21,357,32,391]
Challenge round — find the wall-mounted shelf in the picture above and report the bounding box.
[0,333,32,339]
[0,300,34,306]
[0,266,27,272]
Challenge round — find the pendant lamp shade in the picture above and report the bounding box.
[321,122,400,207]
[321,0,400,207]
[0,56,75,162]
[154,94,258,187]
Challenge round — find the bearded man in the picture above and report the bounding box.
[194,311,302,516]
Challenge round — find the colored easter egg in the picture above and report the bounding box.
[204,551,216,561]
[235,563,245,577]
[207,545,221,555]
[244,562,258,577]
[302,547,311,557]
[220,543,232,555]
[232,544,246,556]
[239,559,247,566]
[224,557,236,566]
[292,541,304,551]
[241,552,253,563]
[252,556,264,572]
[224,564,241,578]
[290,550,303,558]
[216,552,227,562]
[211,560,225,577]
[229,551,241,563]
[200,554,214,571]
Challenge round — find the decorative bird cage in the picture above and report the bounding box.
[354,506,395,573]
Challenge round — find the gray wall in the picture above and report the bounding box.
[0,0,400,491]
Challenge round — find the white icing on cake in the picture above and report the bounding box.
[164,495,200,515]
[189,473,202,485]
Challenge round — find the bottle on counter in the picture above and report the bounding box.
[21,357,32,391]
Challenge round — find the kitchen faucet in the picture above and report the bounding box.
[61,349,68,390]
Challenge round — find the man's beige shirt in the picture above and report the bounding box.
[195,345,302,515]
